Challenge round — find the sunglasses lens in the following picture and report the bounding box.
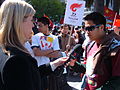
[85,26,95,31]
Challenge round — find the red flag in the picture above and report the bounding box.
[104,6,116,20]
[43,14,54,28]
[104,6,117,26]
[104,6,120,26]
[60,18,64,24]
[114,19,120,27]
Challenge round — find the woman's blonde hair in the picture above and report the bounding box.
[0,0,35,53]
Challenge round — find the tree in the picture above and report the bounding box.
[27,0,65,22]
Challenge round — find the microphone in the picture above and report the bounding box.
[54,44,84,77]
[64,44,84,65]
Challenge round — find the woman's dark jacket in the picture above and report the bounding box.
[2,47,53,90]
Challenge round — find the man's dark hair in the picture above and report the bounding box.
[38,17,50,26]
[83,12,106,31]
[37,17,52,30]
[60,24,71,30]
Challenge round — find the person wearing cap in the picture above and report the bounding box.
[69,12,120,90]
[113,19,120,36]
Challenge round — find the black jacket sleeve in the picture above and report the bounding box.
[38,63,53,77]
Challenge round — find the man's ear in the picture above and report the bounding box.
[99,25,104,31]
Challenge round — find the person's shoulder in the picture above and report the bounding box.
[5,54,36,68]
[49,33,56,37]
[33,32,44,37]
[106,34,120,56]
[32,33,43,41]
[49,34,58,39]
[109,32,120,41]
[8,54,29,62]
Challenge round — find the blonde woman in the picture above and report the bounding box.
[0,1,67,90]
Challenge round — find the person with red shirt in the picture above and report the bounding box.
[70,12,120,90]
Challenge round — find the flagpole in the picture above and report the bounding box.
[66,25,74,53]
[112,12,117,27]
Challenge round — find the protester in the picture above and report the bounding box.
[58,24,76,53]
[32,17,61,90]
[0,1,67,90]
[70,12,120,90]
[73,26,85,45]
[32,17,61,66]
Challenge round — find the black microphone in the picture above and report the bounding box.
[64,44,83,65]
[54,44,84,77]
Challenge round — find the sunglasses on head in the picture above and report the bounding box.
[84,24,101,31]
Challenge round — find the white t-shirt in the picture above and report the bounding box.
[24,41,35,57]
[32,33,60,66]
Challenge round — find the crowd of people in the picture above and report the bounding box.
[0,0,120,90]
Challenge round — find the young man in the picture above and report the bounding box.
[58,24,76,53]
[31,17,61,90]
[32,17,61,66]
[70,12,120,90]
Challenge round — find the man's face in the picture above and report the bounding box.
[61,26,69,34]
[37,22,48,34]
[84,20,104,41]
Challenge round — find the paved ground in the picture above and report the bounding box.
[67,74,82,90]
[68,82,81,90]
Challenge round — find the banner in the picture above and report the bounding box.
[64,0,85,26]
[114,19,120,27]
[104,6,116,20]
[104,6,120,26]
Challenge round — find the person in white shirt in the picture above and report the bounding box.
[32,32,61,66]
[31,17,61,90]
[31,17,61,66]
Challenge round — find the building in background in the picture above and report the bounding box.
[60,0,67,3]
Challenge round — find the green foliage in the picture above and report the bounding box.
[27,0,65,22]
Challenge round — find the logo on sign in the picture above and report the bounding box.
[70,3,82,17]
[70,3,82,12]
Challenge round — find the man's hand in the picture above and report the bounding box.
[66,45,70,50]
